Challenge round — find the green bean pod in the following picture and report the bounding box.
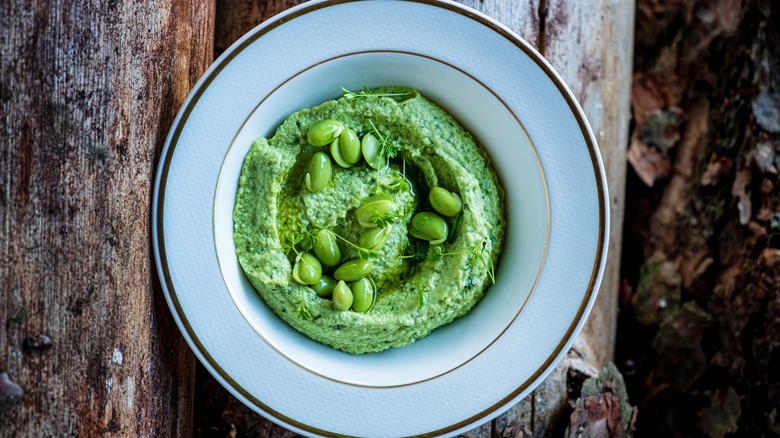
[409,211,449,245]
[313,229,341,266]
[305,152,332,193]
[350,277,376,313]
[332,280,353,311]
[334,259,372,282]
[292,252,322,285]
[307,119,344,146]
[429,187,462,217]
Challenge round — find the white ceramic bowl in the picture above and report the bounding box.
[153,1,608,436]
[214,51,548,387]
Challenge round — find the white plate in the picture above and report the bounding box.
[152,1,608,436]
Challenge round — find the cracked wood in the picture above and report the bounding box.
[0,0,215,436]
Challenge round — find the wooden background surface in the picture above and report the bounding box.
[0,0,632,436]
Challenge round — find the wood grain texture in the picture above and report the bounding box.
[0,0,215,436]
[203,0,633,436]
[543,0,635,369]
[456,0,542,48]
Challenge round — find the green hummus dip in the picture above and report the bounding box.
[233,87,505,354]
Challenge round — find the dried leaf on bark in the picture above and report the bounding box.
[700,155,733,186]
[759,247,780,267]
[638,108,683,152]
[697,387,741,438]
[628,74,683,187]
[632,73,667,126]
[676,243,713,289]
[567,363,636,438]
[753,138,778,174]
[628,136,672,187]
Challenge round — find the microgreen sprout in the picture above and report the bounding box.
[381,172,410,193]
[331,231,379,259]
[418,284,429,310]
[341,86,413,100]
[281,227,316,257]
[368,119,400,159]
[295,302,312,320]
[369,205,411,228]
[471,240,496,284]
[401,239,496,284]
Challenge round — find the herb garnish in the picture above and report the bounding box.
[368,119,400,159]
[472,241,497,284]
[295,302,312,320]
[381,172,410,193]
[331,231,379,259]
[400,239,496,285]
[418,285,429,310]
[369,201,412,228]
[281,228,316,257]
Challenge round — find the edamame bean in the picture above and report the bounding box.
[313,229,341,266]
[362,193,389,203]
[361,133,384,170]
[292,252,322,285]
[332,280,353,311]
[339,128,361,165]
[311,275,337,298]
[409,211,449,245]
[429,187,462,217]
[307,119,344,147]
[330,138,353,168]
[334,259,372,282]
[359,225,392,251]
[356,198,397,228]
[350,277,376,313]
[305,152,331,193]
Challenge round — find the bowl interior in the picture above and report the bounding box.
[213,51,548,387]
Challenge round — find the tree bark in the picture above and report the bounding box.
[619,0,780,436]
[0,0,214,435]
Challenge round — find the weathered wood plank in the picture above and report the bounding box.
[0,0,215,435]
[459,1,634,435]
[543,0,634,369]
[491,1,635,436]
[456,0,542,48]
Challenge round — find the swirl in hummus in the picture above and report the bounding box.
[233,87,505,354]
